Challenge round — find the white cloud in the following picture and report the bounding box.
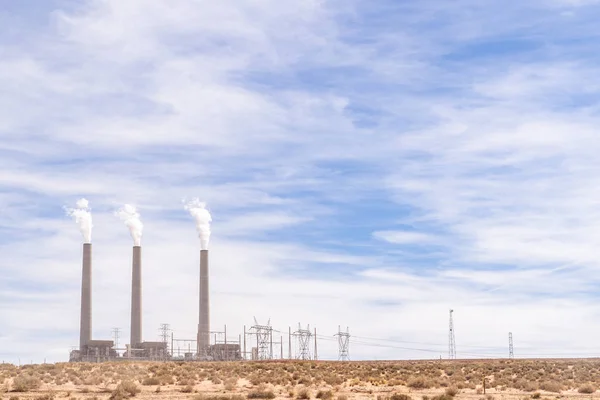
[3,0,600,364]
[373,230,438,244]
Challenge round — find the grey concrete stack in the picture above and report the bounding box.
[198,249,210,355]
[130,245,142,348]
[79,243,92,350]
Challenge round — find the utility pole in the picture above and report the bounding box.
[448,309,456,360]
[334,326,350,361]
[314,327,318,361]
[111,328,120,349]
[508,332,514,359]
[288,327,292,359]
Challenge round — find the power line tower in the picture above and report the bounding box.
[250,317,273,360]
[159,324,170,343]
[112,327,120,349]
[159,323,170,358]
[293,323,313,360]
[448,309,456,360]
[508,332,514,359]
[334,326,350,361]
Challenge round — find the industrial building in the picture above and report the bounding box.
[68,230,242,362]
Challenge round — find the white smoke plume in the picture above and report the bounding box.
[65,198,93,243]
[115,204,143,246]
[184,198,212,250]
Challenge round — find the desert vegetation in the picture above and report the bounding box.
[1,359,600,400]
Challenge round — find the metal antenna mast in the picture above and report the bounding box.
[293,323,313,360]
[508,332,514,359]
[250,317,273,360]
[448,309,456,360]
[334,326,350,361]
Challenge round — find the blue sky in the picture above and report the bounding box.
[3,0,600,363]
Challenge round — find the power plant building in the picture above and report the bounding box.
[68,207,246,363]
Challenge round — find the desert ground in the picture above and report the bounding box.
[2,359,600,400]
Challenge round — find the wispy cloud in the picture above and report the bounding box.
[3,0,600,363]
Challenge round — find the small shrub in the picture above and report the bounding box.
[142,377,160,386]
[578,385,595,394]
[390,395,412,400]
[35,394,55,400]
[248,390,276,399]
[431,395,453,400]
[531,393,541,399]
[109,387,127,400]
[524,383,538,392]
[224,378,238,391]
[110,381,141,400]
[181,385,194,393]
[337,396,348,400]
[10,396,19,400]
[445,387,459,397]
[316,391,333,400]
[297,389,311,400]
[79,388,89,394]
[539,382,561,393]
[408,377,433,390]
[12,376,42,392]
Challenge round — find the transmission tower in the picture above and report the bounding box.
[448,309,456,360]
[293,323,313,360]
[111,328,120,349]
[334,326,350,361]
[159,324,170,344]
[250,317,273,360]
[508,332,514,359]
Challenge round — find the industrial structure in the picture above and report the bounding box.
[130,245,142,349]
[69,243,116,362]
[198,249,210,359]
[448,309,456,360]
[66,201,351,363]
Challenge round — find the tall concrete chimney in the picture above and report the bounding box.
[198,249,210,356]
[79,243,92,350]
[130,245,142,348]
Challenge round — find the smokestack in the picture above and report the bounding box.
[184,199,212,357]
[115,204,144,349]
[67,198,93,351]
[198,249,210,355]
[80,243,92,350]
[130,245,142,348]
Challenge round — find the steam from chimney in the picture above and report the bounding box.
[65,198,93,243]
[184,199,212,250]
[115,204,143,246]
